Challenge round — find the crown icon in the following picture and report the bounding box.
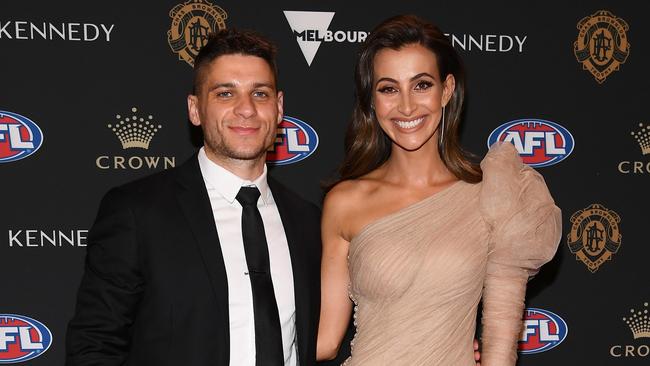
[108,107,162,149]
[622,302,650,339]
[631,123,650,155]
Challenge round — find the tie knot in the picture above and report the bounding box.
[236,186,261,206]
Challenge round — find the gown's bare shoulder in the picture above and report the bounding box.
[323,177,382,242]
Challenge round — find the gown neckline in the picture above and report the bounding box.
[350,180,467,244]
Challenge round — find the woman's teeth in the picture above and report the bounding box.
[394,117,424,129]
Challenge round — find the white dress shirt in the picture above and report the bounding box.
[198,148,297,366]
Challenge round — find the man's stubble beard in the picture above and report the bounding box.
[205,131,273,162]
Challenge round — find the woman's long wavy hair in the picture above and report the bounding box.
[337,15,482,185]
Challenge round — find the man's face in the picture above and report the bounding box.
[188,54,283,164]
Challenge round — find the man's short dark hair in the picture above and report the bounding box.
[192,28,279,94]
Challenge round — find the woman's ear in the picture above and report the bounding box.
[442,74,456,107]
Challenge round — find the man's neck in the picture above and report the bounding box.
[203,147,266,181]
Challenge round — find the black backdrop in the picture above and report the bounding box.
[2,0,649,365]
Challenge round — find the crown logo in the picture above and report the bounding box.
[107,107,162,150]
[631,123,650,155]
[622,302,650,339]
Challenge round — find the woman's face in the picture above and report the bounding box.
[372,43,454,152]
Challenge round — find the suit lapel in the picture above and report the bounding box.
[174,155,230,365]
[268,177,312,366]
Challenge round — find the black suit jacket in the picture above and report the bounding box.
[66,155,322,366]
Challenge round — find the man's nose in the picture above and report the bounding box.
[234,95,256,119]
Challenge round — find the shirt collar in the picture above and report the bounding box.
[197,147,273,205]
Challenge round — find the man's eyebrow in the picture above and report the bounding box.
[206,82,275,92]
[253,82,275,89]
[207,82,236,92]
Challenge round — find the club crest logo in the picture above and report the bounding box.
[574,10,630,83]
[567,204,622,273]
[168,0,227,67]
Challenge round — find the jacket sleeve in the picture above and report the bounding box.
[65,187,144,366]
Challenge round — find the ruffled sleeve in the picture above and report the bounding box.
[478,142,562,365]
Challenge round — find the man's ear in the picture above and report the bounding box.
[187,94,201,127]
[276,90,284,125]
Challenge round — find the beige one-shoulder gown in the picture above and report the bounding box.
[344,143,562,366]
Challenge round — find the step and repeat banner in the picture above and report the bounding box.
[2,0,648,365]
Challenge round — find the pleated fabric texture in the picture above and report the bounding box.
[343,142,562,366]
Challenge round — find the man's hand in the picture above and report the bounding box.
[474,339,481,366]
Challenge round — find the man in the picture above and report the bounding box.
[66,29,321,365]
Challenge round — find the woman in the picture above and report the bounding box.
[317,15,561,365]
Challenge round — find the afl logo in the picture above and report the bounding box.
[267,116,318,165]
[487,119,574,167]
[0,111,43,163]
[518,308,568,354]
[0,314,52,363]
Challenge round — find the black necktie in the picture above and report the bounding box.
[236,186,284,366]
